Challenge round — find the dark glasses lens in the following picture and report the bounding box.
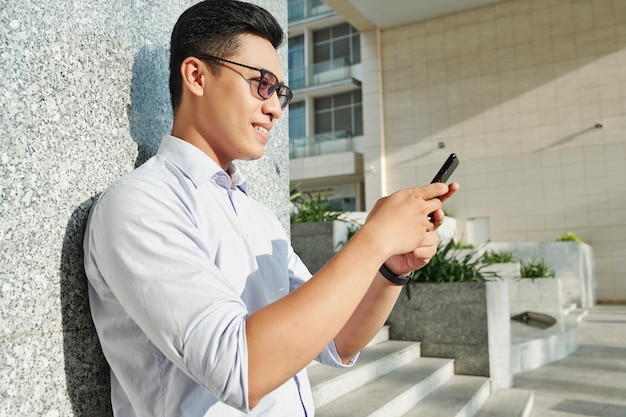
[258,70,292,110]
[277,86,293,110]
[257,72,277,98]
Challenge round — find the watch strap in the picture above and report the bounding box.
[379,263,413,285]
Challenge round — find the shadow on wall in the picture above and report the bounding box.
[60,44,172,416]
[61,198,112,417]
[129,44,173,167]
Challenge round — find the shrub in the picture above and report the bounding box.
[290,189,343,224]
[482,250,516,265]
[555,232,585,243]
[520,258,555,280]
[406,239,500,298]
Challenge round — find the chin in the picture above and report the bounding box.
[241,150,265,161]
[251,145,267,160]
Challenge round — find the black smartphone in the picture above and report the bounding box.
[431,153,459,183]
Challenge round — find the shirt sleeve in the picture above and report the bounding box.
[85,177,252,411]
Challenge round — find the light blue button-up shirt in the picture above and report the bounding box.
[84,135,351,416]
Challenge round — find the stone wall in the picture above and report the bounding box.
[0,1,288,414]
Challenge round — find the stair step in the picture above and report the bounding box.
[530,409,598,417]
[475,388,534,417]
[400,375,491,417]
[315,357,454,417]
[307,326,391,370]
[310,340,421,408]
[367,325,391,347]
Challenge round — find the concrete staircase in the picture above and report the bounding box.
[309,327,534,417]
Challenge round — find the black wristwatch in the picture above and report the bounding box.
[379,263,414,286]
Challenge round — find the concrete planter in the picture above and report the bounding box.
[507,277,579,374]
[483,262,520,281]
[482,262,564,317]
[508,277,564,317]
[388,281,512,390]
[290,221,350,273]
[486,241,595,308]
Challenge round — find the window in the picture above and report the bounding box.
[328,197,356,212]
[314,91,363,138]
[313,23,360,66]
[288,0,327,22]
[288,0,305,21]
[289,101,306,139]
[288,35,305,90]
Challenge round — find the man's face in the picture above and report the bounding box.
[195,34,286,169]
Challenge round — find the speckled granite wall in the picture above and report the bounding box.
[0,1,289,415]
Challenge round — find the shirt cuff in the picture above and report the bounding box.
[316,339,359,368]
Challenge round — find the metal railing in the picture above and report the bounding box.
[289,58,354,90]
[288,0,333,23]
[289,130,356,159]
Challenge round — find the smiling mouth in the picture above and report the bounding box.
[254,125,269,135]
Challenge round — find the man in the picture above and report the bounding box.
[84,1,459,416]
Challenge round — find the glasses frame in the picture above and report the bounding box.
[196,54,293,110]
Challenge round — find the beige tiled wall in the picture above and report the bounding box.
[377,0,626,301]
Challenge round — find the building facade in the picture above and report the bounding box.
[288,0,365,211]
[290,0,626,302]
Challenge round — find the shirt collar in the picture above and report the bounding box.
[156,135,249,194]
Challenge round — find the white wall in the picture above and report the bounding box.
[376,0,626,301]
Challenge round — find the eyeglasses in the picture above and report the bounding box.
[197,55,293,110]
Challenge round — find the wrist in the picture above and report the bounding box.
[354,223,395,262]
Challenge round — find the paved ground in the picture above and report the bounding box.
[512,305,626,417]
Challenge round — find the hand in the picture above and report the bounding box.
[383,229,439,276]
[381,182,459,276]
[429,182,460,230]
[362,183,448,259]
[362,182,459,259]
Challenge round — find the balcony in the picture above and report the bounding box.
[289,142,363,184]
[290,130,361,159]
[290,58,361,91]
[288,0,334,24]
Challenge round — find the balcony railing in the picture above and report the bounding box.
[288,0,333,23]
[289,130,356,159]
[289,58,355,90]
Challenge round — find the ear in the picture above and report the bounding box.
[180,57,206,98]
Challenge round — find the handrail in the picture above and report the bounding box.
[288,0,333,23]
[289,131,356,158]
[289,58,353,90]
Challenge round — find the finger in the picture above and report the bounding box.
[411,233,438,258]
[437,182,460,205]
[420,230,439,247]
[430,208,445,226]
[416,182,450,201]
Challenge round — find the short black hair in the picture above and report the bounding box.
[169,0,284,112]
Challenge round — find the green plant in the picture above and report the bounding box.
[290,188,343,223]
[406,239,500,298]
[520,258,555,280]
[482,250,516,265]
[451,241,474,250]
[555,232,585,243]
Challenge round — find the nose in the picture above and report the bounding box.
[262,92,283,121]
